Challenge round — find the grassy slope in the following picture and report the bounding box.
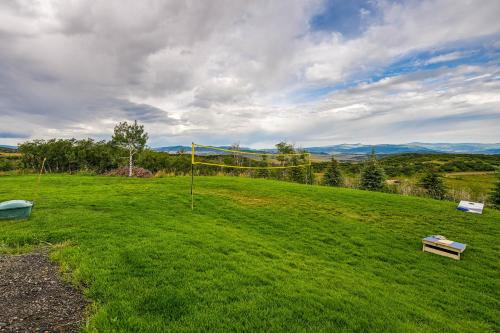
[0,175,499,332]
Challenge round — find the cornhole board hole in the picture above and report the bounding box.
[457,200,484,214]
[422,236,466,260]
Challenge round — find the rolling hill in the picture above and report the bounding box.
[0,175,498,332]
[0,145,17,152]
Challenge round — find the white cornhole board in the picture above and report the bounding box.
[457,200,484,214]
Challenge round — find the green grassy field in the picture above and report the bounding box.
[443,172,497,200]
[0,175,499,332]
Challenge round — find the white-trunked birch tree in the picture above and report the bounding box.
[112,121,148,177]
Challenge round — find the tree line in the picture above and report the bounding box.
[313,153,498,177]
[17,138,196,175]
[4,120,499,207]
[10,138,500,207]
[320,150,500,207]
[17,135,445,200]
[14,126,311,183]
[322,150,448,200]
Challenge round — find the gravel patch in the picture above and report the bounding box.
[0,250,88,332]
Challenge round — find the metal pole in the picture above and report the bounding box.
[191,163,194,210]
[191,142,195,210]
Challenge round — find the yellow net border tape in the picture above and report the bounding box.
[191,143,311,169]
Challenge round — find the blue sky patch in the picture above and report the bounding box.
[310,0,382,37]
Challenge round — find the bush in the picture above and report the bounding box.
[106,167,152,178]
[323,157,343,186]
[19,138,120,173]
[360,151,386,191]
[419,171,447,200]
[289,166,307,184]
[0,158,14,171]
[439,160,495,172]
[491,178,500,209]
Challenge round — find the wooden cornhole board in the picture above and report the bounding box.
[422,236,466,260]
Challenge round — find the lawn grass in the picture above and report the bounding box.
[0,174,499,332]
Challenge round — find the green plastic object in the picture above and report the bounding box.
[0,200,33,220]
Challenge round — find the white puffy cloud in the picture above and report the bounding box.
[0,0,499,147]
[280,64,500,145]
[425,51,469,65]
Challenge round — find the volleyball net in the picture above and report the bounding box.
[190,143,312,209]
[191,143,311,169]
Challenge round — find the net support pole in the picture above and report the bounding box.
[191,142,195,210]
[191,164,194,210]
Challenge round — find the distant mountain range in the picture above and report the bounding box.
[2,143,499,155]
[0,145,17,151]
[304,143,500,155]
[154,143,500,155]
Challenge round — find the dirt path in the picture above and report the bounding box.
[0,251,87,332]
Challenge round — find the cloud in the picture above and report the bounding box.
[295,0,500,86]
[212,63,499,147]
[0,131,30,139]
[0,0,499,147]
[426,51,466,64]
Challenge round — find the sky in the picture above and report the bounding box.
[0,0,499,148]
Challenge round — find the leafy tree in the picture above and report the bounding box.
[276,141,294,155]
[275,141,294,180]
[323,156,343,186]
[419,171,447,200]
[491,175,500,209]
[136,149,171,172]
[169,154,191,175]
[18,138,120,173]
[112,121,149,177]
[360,149,386,191]
[276,141,294,165]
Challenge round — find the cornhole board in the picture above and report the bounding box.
[457,200,484,214]
[422,236,466,260]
